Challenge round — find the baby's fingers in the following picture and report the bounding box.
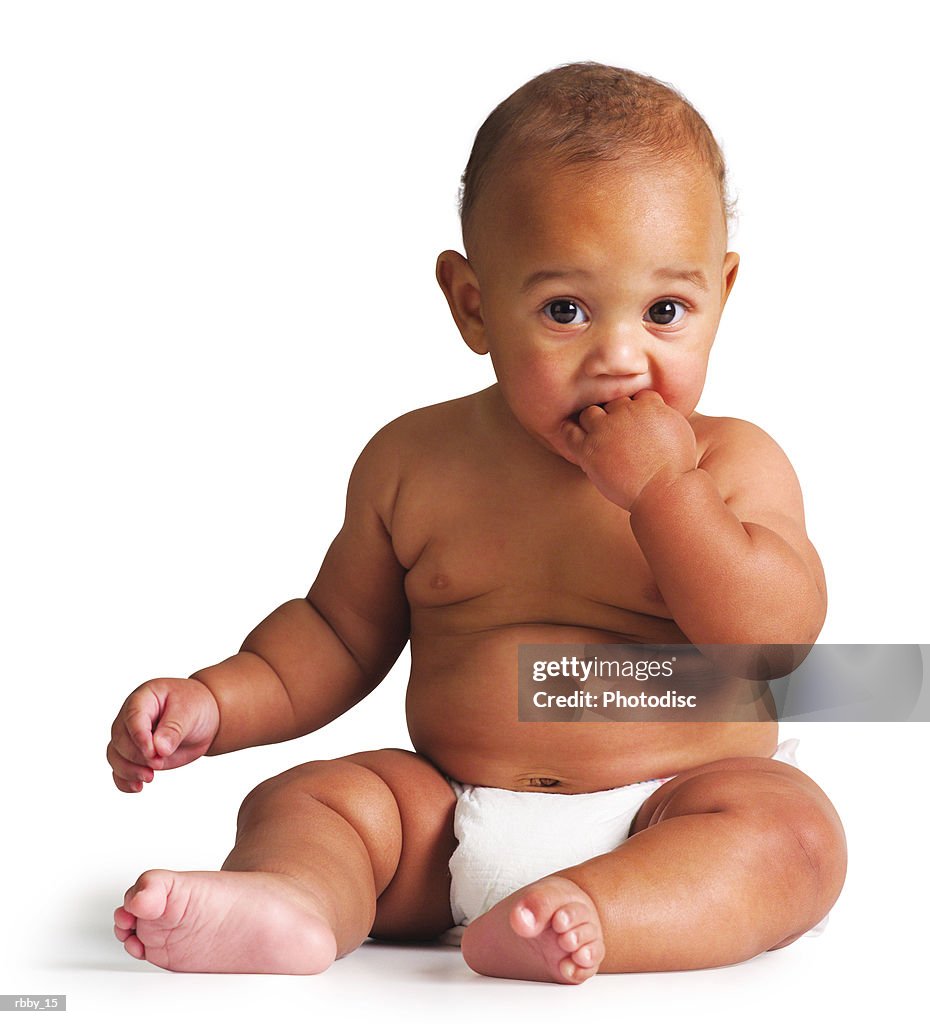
[107,744,156,793]
[123,706,158,760]
[577,404,609,431]
[561,406,608,461]
[560,418,588,460]
[149,686,216,760]
[152,715,186,758]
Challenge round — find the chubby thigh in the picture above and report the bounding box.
[229,747,457,947]
[345,748,459,940]
[610,752,847,961]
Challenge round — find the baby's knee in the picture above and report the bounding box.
[234,756,407,884]
[654,763,846,908]
[237,759,332,818]
[235,755,396,829]
[744,767,847,908]
[784,791,847,910]
[764,803,846,952]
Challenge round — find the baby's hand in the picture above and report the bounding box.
[560,390,697,510]
[107,678,220,793]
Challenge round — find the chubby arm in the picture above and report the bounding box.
[562,393,826,646]
[194,429,410,753]
[630,421,825,645]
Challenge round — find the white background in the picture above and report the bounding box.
[1,1,926,1021]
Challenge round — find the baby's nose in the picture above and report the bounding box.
[583,329,649,377]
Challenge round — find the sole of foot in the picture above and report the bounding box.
[113,869,338,974]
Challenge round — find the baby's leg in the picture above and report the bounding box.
[461,757,846,983]
[114,749,456,973]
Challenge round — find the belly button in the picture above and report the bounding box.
[528,777,561,788]
[430,573,449,590]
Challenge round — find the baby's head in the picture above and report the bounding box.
[437,63,740,460]
[458,62,734,255]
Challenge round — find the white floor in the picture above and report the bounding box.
[12,916,912,1024]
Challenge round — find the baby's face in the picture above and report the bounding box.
[465,158,738,460]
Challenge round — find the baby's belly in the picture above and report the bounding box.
[406,626,778,792]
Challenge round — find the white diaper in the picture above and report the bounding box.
[446,774,670,937]
[442,738,825,945]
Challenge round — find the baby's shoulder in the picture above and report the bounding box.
[349,392,482,493]
[365,392,481,459]
[692,412,783,456]
[692,413,801,496]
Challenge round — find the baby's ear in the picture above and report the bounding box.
[721,251,740,307]
[435,250,488,355]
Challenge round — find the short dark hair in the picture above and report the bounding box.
[459,62,733,248]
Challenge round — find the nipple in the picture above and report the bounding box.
[430,573,450,590]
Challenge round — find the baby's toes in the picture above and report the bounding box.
[570,938,604,972]
[121,932,147,960]
[559,947,601,984]
[113,906,146,959]
[551,901,594,935]
[556,920,599,953]
[124,870,173,921]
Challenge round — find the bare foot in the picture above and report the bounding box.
[113,869,338,974]
[460,875,605,984]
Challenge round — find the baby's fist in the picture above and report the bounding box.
[560,391,697,510]
[107,677,220,793]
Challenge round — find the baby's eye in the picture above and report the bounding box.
[645,300,687,326]
[543,299,588,326]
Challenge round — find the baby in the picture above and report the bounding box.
[108,63,846,984]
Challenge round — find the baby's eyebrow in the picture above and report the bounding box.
[653,267,708,291]
[520,268,592,293]
[520,266,710,294]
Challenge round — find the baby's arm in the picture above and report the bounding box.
[630,418,824,645]
[562,393,825,645]
[108,427,409,790]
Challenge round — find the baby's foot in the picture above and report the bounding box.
[113,869,337,974]
[460,875,605,984]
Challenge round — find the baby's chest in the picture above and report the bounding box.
[399,494,664,617]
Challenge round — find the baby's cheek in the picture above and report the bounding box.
[523,374,566,418]
[659,392,692,418]
[654,369,705,417]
